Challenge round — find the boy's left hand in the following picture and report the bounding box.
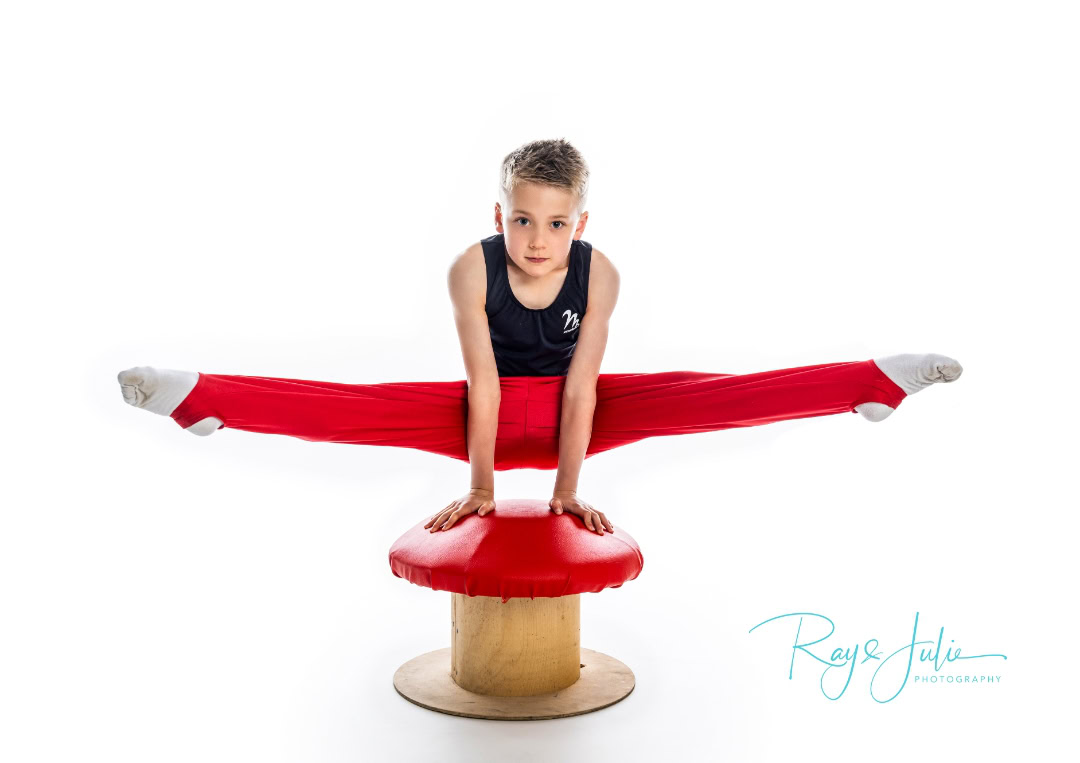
[549,490,613,535]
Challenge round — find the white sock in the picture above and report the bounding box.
[854,402,896,422]
[118,366,223,436]
[855,353,963,422]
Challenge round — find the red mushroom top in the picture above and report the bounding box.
[388,498,644,603]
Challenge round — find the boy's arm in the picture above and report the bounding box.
[553,249,620,496]
[448,243,502,495]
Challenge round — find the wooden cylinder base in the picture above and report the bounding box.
[452,592,581,696]
[393,593,634,720]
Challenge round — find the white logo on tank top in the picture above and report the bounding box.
[562,309,580,334]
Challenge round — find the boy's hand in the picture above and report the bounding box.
[425,488,495,533]
[549,490,613,535]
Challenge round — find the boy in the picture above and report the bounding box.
[118,138,963,536]
[433,139,620,535]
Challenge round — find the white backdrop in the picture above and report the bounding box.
[3,1,1077,761]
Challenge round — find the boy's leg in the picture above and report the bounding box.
[585,359,909,459]
[144,370,474,463]
[120,368,567,470]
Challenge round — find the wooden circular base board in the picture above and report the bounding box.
[393,647,635,720]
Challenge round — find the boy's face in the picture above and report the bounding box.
[494,182,588,275]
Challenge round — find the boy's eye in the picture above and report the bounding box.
[552,221,564,229]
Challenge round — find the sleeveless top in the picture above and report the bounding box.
[481,232,593,377]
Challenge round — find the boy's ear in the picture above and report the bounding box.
[575,211,588,236]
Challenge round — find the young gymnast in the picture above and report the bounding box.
[118,139,963,537]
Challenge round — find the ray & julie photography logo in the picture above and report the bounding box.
[748,611,1007,703]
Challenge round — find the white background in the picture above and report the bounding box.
[2,1,1077,761]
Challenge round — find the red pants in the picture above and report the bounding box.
[169,360,907,471]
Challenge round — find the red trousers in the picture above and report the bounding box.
[169,360,907,471]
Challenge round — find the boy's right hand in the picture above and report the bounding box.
[425,488,495,533]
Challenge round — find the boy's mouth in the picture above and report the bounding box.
[526,257,547,263]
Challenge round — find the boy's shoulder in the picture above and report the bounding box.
[583,245,619,315]
[446,240,490,309]
[451,240,490,281]
[587,245,617,280]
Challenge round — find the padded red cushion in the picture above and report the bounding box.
[388,498,644,602]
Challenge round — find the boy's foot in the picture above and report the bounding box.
[117,366,223,436]
[855,353,964,422]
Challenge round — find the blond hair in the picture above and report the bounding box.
[500,138,589,215]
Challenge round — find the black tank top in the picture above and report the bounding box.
[481,232,593,377]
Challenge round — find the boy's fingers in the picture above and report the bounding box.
[441,509,464,530]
